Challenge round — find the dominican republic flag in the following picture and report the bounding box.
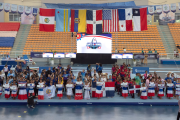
[105,82,115,97]
[86,10,102,35]
[103,9,119,32]
[39,8,55,32]
[75,84,83,100]
[118,8,133,31]
[133,8,147,31]
[18,81,27,100]
[91,82,97,97]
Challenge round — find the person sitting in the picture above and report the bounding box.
[176,44,180,49]
[148,49,152,53]
[27,93,37,108]
[5,55,10,60]
[17,56,21,60]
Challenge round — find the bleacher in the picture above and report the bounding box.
[168,23,180,52]
[0,23,20,55]
[23,24,76,55]
[111,25,166,53]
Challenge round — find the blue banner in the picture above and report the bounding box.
[31,52,43,58]
[39,67,53,73]
[132,67,149,74]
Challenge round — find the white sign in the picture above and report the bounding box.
[171,3,176,12]
[77,34,112,53]
[156,5,162,14]
[11,4,17,13]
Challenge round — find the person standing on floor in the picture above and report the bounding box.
[177,99,180,120]
[3,65,9,80]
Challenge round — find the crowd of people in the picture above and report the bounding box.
[0,63,179,100]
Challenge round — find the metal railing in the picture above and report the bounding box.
[159,53,180,59]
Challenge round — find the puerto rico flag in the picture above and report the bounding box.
[105,82,115,97]
[133,8,147,31]
[39,8,55,32]
[86,10,102,35]
[118,8,133,31]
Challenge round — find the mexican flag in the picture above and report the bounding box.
[39,8,55,32]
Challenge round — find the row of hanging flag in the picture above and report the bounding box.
[148,3,180,15]
[0,3,38,16]
[40,8,147,34]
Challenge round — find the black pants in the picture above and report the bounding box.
[34,88,38,96]
[63,80,67,92]
[5,72,8,80]
[177,112,180,120]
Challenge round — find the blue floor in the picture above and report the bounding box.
[0,105,178,120]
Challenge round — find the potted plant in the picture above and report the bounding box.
[50,50,56,65]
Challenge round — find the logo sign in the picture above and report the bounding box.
[171,3,176,12]
[31,52,43,58]
[46,89,52,96]
[148,6,154,15]
[156,5,162,14]
[44,18,50,23]
[74,18,80,23]
[132,67,149,74]
[163,4,170,13]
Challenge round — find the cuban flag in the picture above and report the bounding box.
[105,82,115,97]
[86,10,102,35]
[133,8,147,31]
[91,82,96,97]
[118,8,133,31]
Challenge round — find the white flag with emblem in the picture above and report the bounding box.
[156,5,162,14]
[18,5,24,14]
[171,3,176,12]
[4,3,10,12]
[11,4,17,13]
[25,6,31,16]
[148,6,154,15]
[163,4,170,13]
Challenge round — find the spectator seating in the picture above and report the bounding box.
[168,23,180,52]
[111,25,166,53]
[0,22,20,31]
[0,23,20,55]
[23,24,76,55]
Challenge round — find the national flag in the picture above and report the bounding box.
[118,8,133,31]
[56,9,70,32]
[71,9,86,32]
[39,8,55,32]
[105,82,115,97]
[86,10,102,35]
[103,9,119,32]
[133,8,147,31]
[91,82,96,97]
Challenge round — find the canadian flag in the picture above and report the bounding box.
[39,8,55,32]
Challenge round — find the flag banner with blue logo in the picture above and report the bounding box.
[33,8,38,16]
[25,6,31,16]
[0,3,3,12]
[171,3,176,13]
[105,82,115,97]
[132,67,149,74]
[56,9,71,32]
[148,6,154,15]
[11,4,17,13]
[156,5,162,14]
[4,3,10,12]
[18,5,24,14]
